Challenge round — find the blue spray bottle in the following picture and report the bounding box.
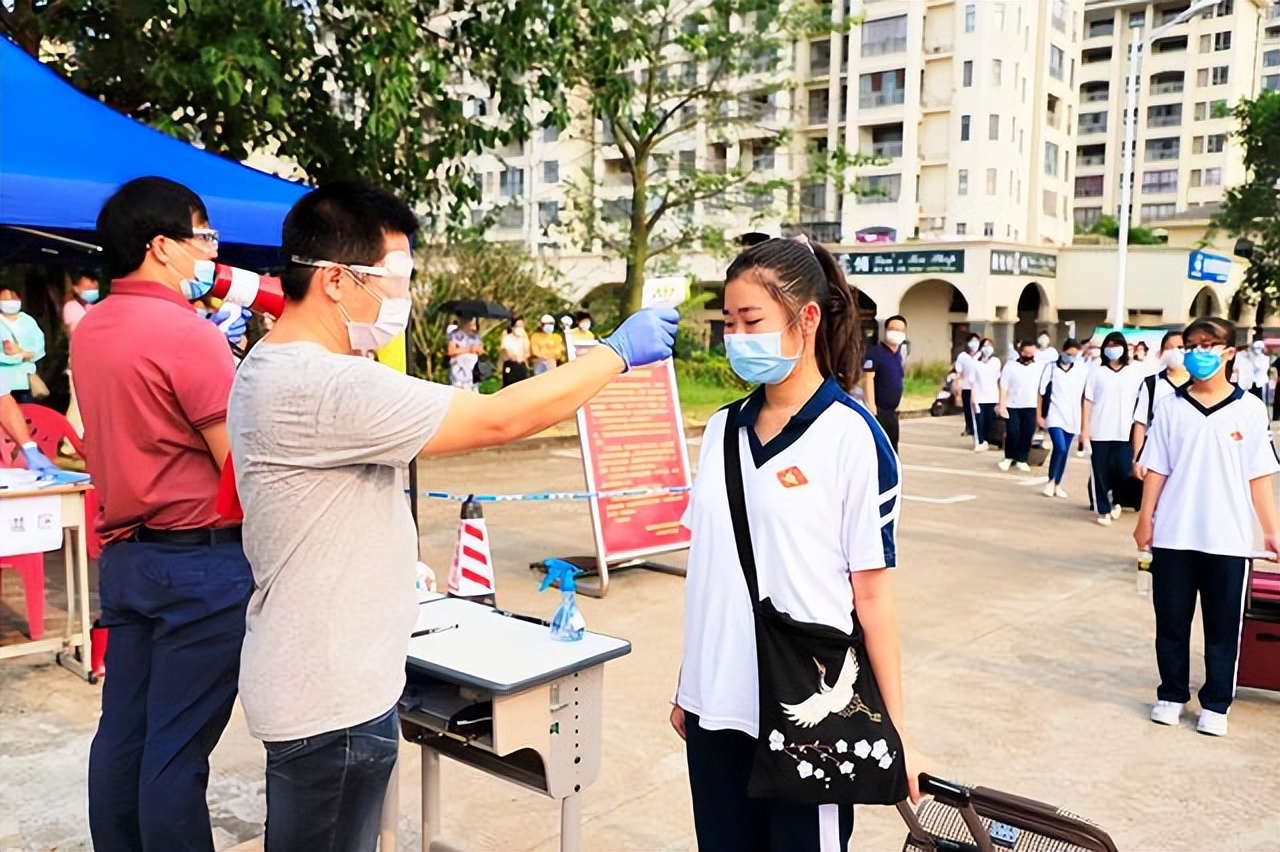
[538,559,586,641]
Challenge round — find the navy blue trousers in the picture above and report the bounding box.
[1151,549,1248,714]
[684,712,854,852]
[87,540,252,852]
[1088,440,1133,516]
[1002,408,1036,463]
[1047,427,1074,484]
[961,389,975,436]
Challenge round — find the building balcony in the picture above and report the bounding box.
[923,43,953,59]
[785,221,843,243]
[1075,189,1104,198]
[1077,154,1106,167]
[1147,115,1182,128]
[1087,22,1115,39]
[862,38,907,58]
[1078,121,1108,135]
[1149,81,1184,96]
[871,142,904,159]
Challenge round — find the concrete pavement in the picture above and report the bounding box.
[2,413,1277,850]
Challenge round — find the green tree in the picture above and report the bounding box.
[558,0,847,313]
[1211,91,1280,312]
[1,0,576,220]
[1086,214,1166,245]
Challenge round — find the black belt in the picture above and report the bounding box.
[130,525,242,546]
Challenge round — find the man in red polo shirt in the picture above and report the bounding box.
[72,176,252,852]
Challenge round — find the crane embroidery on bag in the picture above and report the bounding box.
[781,649,882,727]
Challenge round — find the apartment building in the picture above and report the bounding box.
[1073,0,1271,231]
[1265,1,1280,90]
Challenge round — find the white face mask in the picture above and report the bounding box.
[344,295,411,353]
[980,345,994,358]
[0,300,21,315]
[1162,349,1185,370]
[542,324,555,333]
[578,320,592,332]
[884,329,906,346]
[966,339,980,352]
[1037,335,1050,348]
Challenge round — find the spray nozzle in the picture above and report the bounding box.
[538,558,582,593]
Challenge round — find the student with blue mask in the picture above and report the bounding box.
[1036,338,1088,498]
[1081,331,1146,525]
[672,236,918,852]
[0,286,46,403]
[1135,317,1280,737]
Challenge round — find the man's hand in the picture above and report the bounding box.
[1132,461,1147,481]
[1262,533,1280,563]
[669,704,687,741]
[2,340,14,356]
[599,308,679,371]
[210,306,252,346]
[21,444,57,476]
[1036,414,1046,429]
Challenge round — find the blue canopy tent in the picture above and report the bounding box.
[0,36,308,269]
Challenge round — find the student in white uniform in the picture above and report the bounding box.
[996,338,1041,472]
[971,338,1001,451]
[1034,331,1058,364]
[672,236,918,851]
[1037,338,1088,498]
[1135,317,1280,737]
[1233,339,1270,400]
[954,332,981,439]
[1132,330,1189,480]
[1081,331,1146,525]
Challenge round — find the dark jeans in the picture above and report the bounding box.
[502,360,529,386]
[875,407,900,452]
[88,540,252,852]
[1151,548,1248,714]
[1003,407,1036,463]
[961,389,975,435]
[9,387,33,404]
[1047,427,1075,484]
[976,402,997,447]
[1088,440,1133,516]
[685,712,854,852]
[265,706,400,852]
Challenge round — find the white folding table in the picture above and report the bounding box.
[384,595,631,852]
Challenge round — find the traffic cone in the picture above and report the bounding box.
[446,497,496,605]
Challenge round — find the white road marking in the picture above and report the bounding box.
[902,494,977,504]
[902,463,1041,483]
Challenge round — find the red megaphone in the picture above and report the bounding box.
[208,264,285,319]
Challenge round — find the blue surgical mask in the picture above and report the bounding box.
[725,331,800,385]
[1059,353,1077,366]
[1184,349,1225,381]
[180,259,216,301]
[80,289,100,304]
[1103,345,1125,362]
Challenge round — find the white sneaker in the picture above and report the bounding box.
[1197,709,1228,737]
[1110,505,1123,520]
[973,442,989,453]
[1015,462,1032,473]
[1096,515,1112,526]
[1150,701,1183,726]
[998,458,1013,471]
[1042,482,1056,497]
[1055,487,1069,499]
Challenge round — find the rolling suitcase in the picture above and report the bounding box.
[1238,564,1280,692]
[899,774,1118,852]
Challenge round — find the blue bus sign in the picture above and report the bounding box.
[1187,250,1231,284]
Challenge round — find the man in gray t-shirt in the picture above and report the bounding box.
[227,181,677,852]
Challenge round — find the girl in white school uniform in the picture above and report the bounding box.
[1081,331,1146,525]
[672,237,918,852]
[1135,317,1280,737]
[1037,338,1089,498]
[970,338,1001,451]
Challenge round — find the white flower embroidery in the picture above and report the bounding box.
[814,769,825,780]
[768,730,785,752]
[797,761,814,779]
[878,754,894,769]
[854,740,872,759]
[835,739,848,753]
[839,761,855,775]
[871,739,888,760]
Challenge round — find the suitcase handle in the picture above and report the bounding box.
[919,773,972,806]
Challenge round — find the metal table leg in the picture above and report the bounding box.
[421,746,441,851]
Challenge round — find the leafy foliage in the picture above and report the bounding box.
[1211,91,1280,309]
[1086,214,1166,246]
[1,0,578,224]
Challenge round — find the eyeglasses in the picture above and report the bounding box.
[1181,343,1228,353]
[189,228,220,250]
[291,255,413,294]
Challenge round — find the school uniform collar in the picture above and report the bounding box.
[733,376,842,467]
[1175,382,1243,417]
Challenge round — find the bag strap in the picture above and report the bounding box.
[721,400,761,604]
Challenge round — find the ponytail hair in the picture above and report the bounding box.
[724,236,863,391]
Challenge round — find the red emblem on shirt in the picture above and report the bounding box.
[777,466,809,488]
[1230,430,1244,442]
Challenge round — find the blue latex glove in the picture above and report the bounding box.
[21,444,57,476]
[599,308,679,371]
[210,306,252,345]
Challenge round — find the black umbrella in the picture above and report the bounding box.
[439,299,511,320]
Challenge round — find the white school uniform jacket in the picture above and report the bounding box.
[999,359,1042,409]
[1133,370,1187,429]
[971,356,1002,404]
[1141,387,1280,556]
[1035,346,1059,364]
[677,378,900,737]
[955,351,977,390]
[1039,361,1089,434]
[1084,363,1146,441]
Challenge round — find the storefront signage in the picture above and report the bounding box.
[989,249,1057,278]
[840,249,965,276]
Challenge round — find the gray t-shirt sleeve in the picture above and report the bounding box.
[310,357,455,468]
